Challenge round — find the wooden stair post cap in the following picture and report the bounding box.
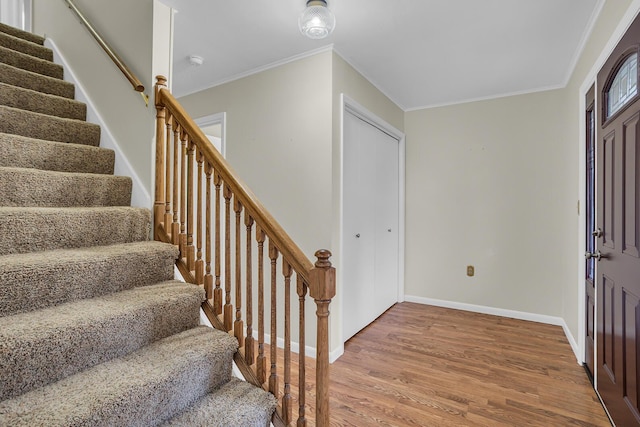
[309,249,336,301]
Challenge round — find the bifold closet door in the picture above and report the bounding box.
[343,110,399,342]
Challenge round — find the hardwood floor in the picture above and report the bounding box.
[283,302,611,426]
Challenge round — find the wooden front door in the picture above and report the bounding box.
[596,12,640,425]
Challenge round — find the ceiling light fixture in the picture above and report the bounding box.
[298,0,335,40]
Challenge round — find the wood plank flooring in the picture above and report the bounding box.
[281,302,611,426]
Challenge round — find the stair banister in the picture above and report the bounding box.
[154,76,335,426]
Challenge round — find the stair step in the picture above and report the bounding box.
[0,30,52,61]
[0,206,151,255]
[0,22,45,45]
[162,377,278,427]
[0,62,74,98]
[0,326,238,426]
[0,167,132,207]
[0,82,86,120]
[0,241,179,317]
[0,105,100,146]
[0,45,62,79]
[0,132,114,174]
[0,282,205,401]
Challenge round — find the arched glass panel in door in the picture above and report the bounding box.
[606,53,638,119]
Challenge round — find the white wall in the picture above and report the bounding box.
[405,89,569,317]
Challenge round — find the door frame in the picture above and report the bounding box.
[0,0,32,31]
[339,93,406,345]
[194,112,226,158]
[577,0,640,382]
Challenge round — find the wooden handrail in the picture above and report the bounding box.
[65,0,149,105]
[154,75,335,426]
[154,79,314,280]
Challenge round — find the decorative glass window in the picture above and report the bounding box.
[607,53,638,118]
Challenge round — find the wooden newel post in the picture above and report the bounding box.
[309,249,336,427]
[154,75,167,240]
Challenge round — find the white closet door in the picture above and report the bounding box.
[372,124,399,317]
[343,110,399,341]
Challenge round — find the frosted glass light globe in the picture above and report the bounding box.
[299,0,335,40]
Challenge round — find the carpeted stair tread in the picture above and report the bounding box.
[0,22,278,426]
[0,45,62,78]
[0,206,151,255]
[0,62,74,98]
[0,22,45,45]
[0,326,239,426]
[0,82,86,120]
[0,281,204,401]
[0,30,52,61]
[0,241,179,317]
[0,166,132,207]
[0,105,100,146]
[161,377,277,427]
[0,132,114,174]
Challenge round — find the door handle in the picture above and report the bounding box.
[585,250,607,261]
[592,228,603,238]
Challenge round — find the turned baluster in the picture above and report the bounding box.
[204,162,213,300]
[213,172,222,315]
[245,213,255,366]
[185,139,195,271]
[171,122,180,245]
[153,77,166,240]
[195,150,204,285]
[282,260,293,425]
[179,128,187,256]
[164,114,172,233]
[233,198,244,347]
[310,250,336,427]
[269,241,279,396]
[256,225,267,385]
[223,184,233,331]
[296,275,308,427]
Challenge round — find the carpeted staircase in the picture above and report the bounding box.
[0,22,276,426]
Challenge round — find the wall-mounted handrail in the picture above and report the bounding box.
[64,0,149,105]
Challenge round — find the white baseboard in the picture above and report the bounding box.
[330,344,344,363]
[45,39,151,209]
[404,295,581,363]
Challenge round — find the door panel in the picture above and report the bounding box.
[623,288,640,417]
[596,12,640,425]
[343,110,399,341]
[603,131,616,250]
[373,124,399,316]
[343,113,376,341]
[623,114,639,257]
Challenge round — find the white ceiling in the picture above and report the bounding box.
[159,0,602,111]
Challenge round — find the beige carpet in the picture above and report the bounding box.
[0,22,276,426]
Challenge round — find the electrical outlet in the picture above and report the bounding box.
[467,265,475,277]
